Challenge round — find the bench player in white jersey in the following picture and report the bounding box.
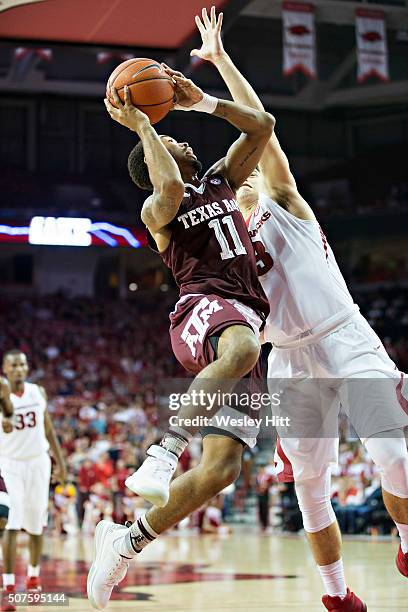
[0,350,66,611]
[194,8,408,611]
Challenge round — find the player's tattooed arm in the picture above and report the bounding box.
[105,86,184,232]
[139,125,185,234]
[211,100,274,190]
[194,8,298,196]
[211,57,295,193]
[161,60,273,190]
[41,387,67,485]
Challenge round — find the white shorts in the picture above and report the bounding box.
[0,453,51,535]
[0,473,10,519]
[268,313,408,482]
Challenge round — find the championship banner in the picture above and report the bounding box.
[356,8,389,83]
[282,1,317,79]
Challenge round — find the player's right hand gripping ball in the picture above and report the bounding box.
[107,58,176,124]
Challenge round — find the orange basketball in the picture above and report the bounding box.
[107,58,175,125]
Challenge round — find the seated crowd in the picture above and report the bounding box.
[0,289,406,535]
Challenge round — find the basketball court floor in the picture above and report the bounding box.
[9,530,405,611]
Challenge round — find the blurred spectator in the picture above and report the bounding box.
[53,482,78,536]
[77,459,99,524]
[255,463,274,531]
[0,291,405,533]
[200,496,232,535]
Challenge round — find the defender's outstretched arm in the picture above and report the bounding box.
[192,7,296,195]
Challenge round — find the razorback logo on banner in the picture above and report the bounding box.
[355,8,389,83]
[282,1,317,79]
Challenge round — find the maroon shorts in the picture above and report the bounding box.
[0,474,7,494]
[169,294,262,375]
[0,472,10,517]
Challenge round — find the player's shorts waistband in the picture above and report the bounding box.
[171,293,262,335]
[272,306,359,350]
[170,293,203,316]
[0,451,49,463]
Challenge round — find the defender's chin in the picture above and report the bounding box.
[237,185,252,198]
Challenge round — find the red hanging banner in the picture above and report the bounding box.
[282,1,317,79]
[356,8,389,83]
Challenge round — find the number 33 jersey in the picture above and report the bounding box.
[149,174,269,321]
[247,192,357,346]
[0,382,49,460]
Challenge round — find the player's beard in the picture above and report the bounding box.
[191,158,202,175]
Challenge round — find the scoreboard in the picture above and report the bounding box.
[0,217,147,248]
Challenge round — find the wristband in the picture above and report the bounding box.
[175,93,218,114]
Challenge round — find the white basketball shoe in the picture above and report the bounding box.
[125,444,178,507]
[87,520,130,610]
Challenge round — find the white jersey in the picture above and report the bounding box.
[0,382,49,460]
[248,192,358,345]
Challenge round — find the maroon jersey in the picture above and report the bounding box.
[149,174,269,320]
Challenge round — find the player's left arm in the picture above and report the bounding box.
[0,377,13,418]
[193,8,302,200]
[40,386,67,485]
[0,377,14,433]
[213,102,274,190]
[163,64,274,191]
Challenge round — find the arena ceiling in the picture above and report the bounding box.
[0,0,406,110]
[0,0,229,48]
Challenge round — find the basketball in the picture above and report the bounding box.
[107,58,175,124]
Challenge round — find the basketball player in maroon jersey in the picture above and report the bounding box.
[0,376,15,610]
[0,378,13,584]
[0,377,14,431]
[88,60,274,609]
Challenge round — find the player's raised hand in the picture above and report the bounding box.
[191,6,225,63]
[161,64,204,109]
[104,86,150,132]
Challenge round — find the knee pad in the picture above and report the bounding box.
[0,504,9,520]
[364,432,408,499]
[294,467,336,533]
[0,490,9,520]
[381,457,408,498]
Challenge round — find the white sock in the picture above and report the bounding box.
[28,564,40,578]
[318,559,347,598]
[395,522,408,554]
[113,515,159,558]
[160,433,189,458]
[3,573,15,587]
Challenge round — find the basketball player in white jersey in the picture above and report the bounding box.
[193,8,408,611]
[0,350,67,611]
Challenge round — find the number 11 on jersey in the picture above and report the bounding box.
[209,215,247,260]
